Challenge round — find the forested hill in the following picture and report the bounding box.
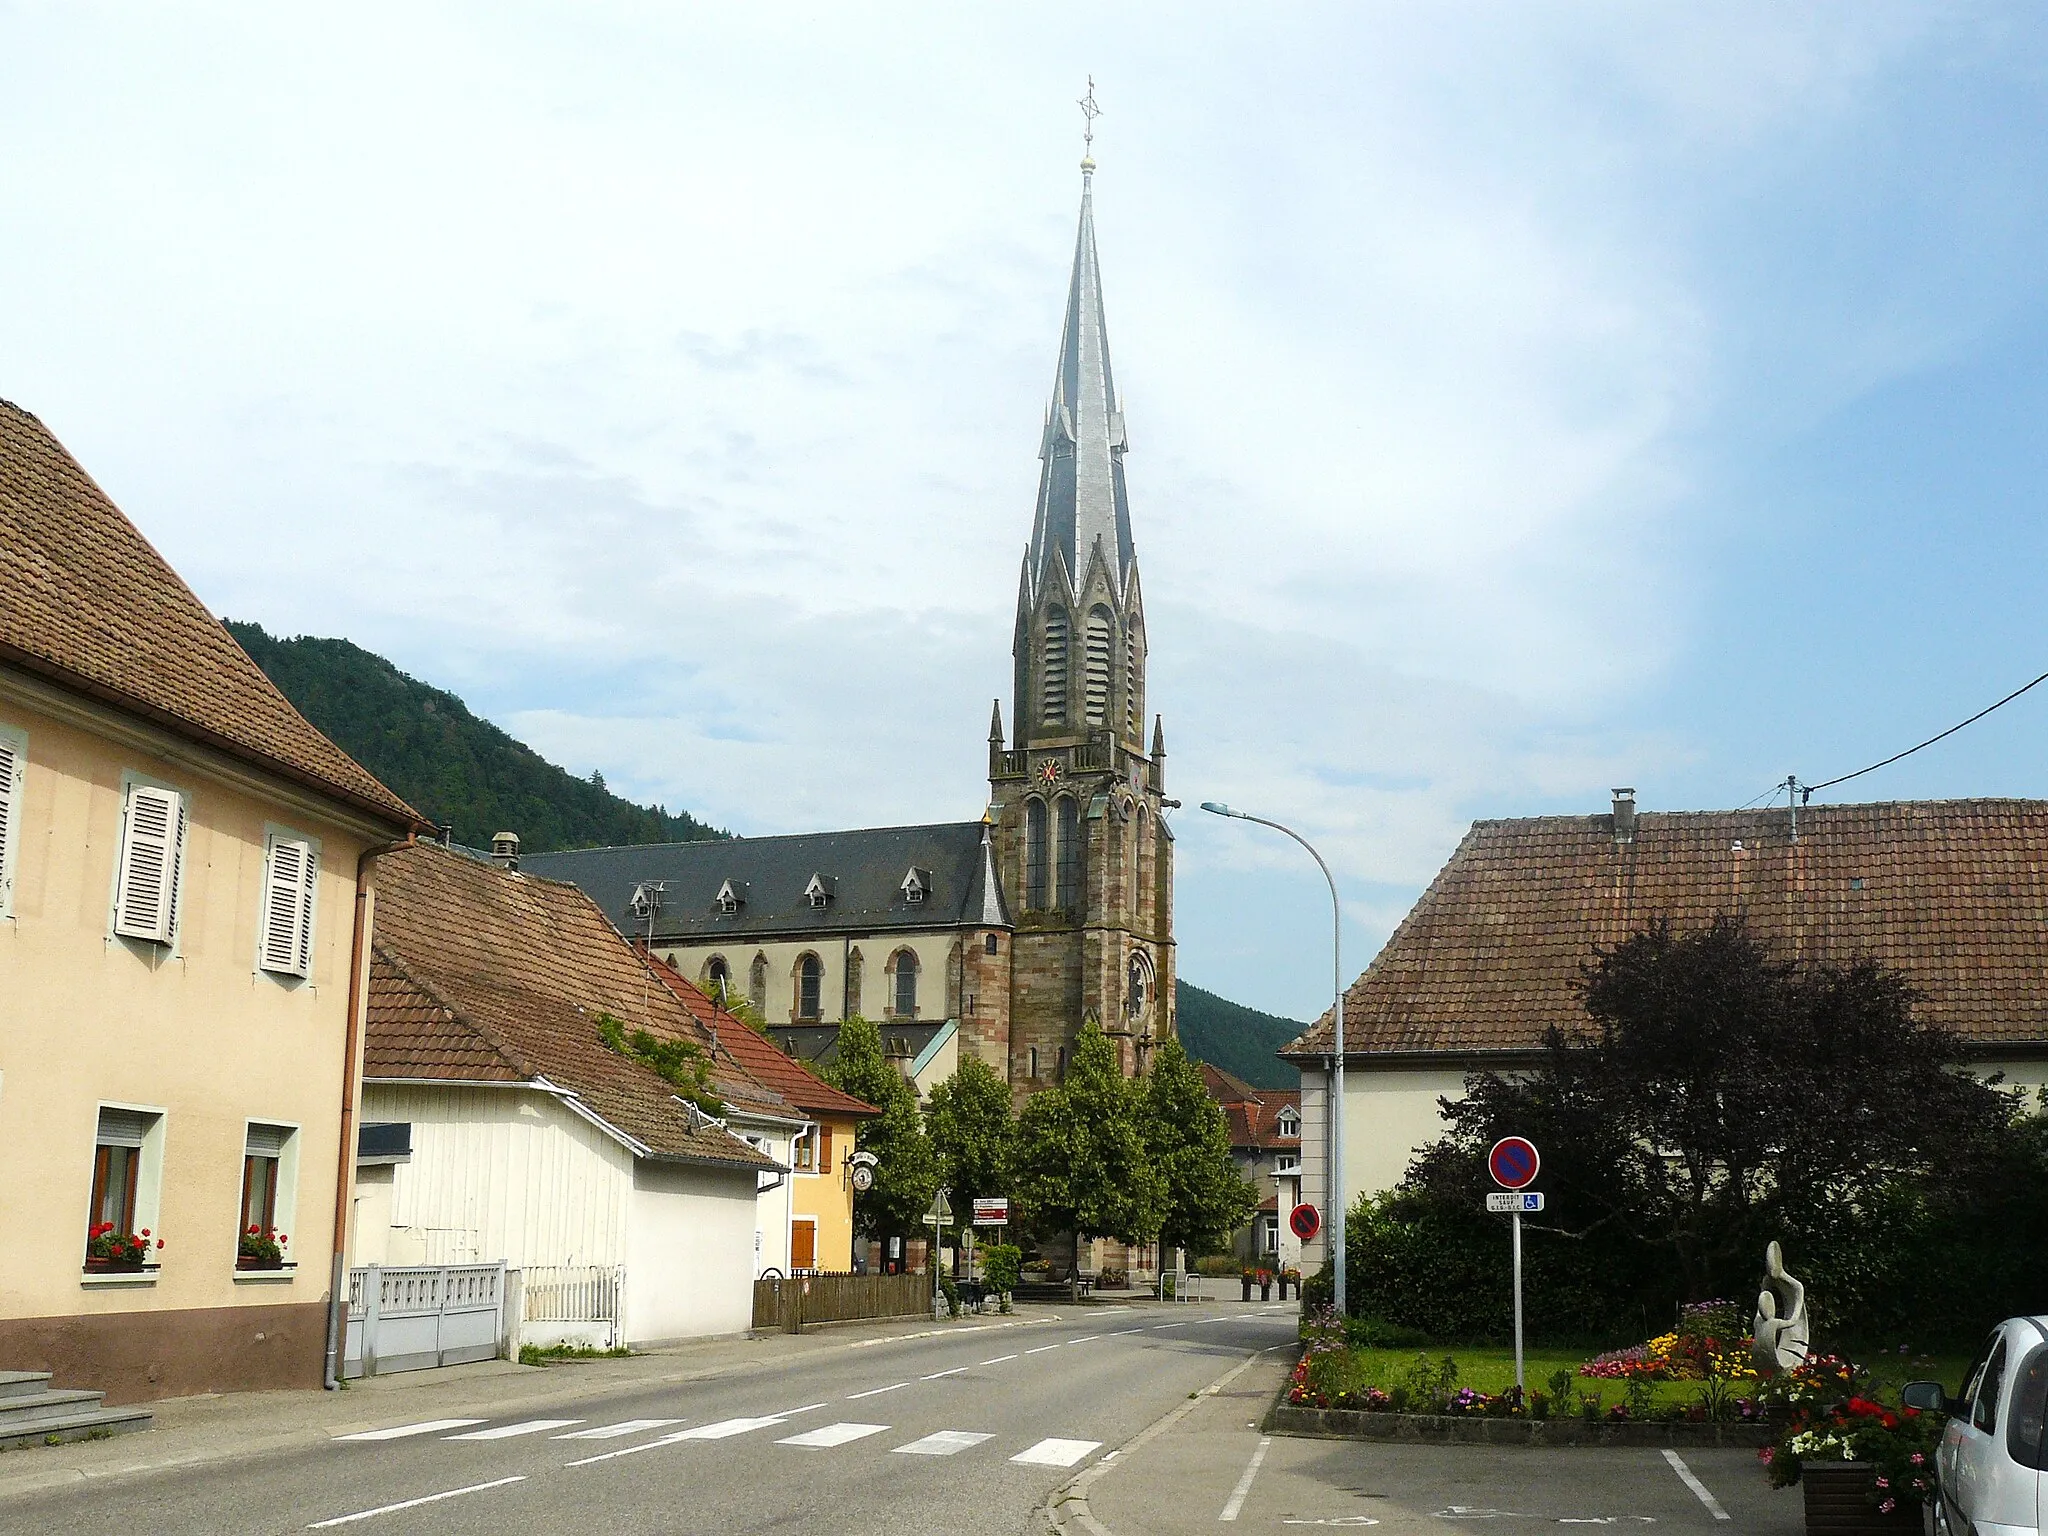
[1174,982,1304,1090]
[227,621,727,853]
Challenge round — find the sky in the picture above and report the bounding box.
[6,4,2048,1022]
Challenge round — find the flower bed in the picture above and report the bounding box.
[1760,1355,1943,1518]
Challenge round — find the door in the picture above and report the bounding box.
[790,1219,816,1274]
[1942,1331,2008,1534]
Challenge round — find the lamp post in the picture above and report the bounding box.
[1200,802,1345,1317]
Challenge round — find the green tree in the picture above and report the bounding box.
[1143,1038,1258,1260]
[925,1054,1017,1265]
[827,1016,937,1244]
[1011,1022,1165,1298]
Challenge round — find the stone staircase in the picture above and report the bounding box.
[0,1370,152,1449]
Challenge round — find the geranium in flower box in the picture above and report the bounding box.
[237,1226,289,1270]
[84,1223,161,1271]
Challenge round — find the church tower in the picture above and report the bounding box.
[990,140,1175,1095]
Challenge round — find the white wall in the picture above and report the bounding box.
[725,1115,797,1277]
[1296,1063,1473,1273]
[624,1160,758,1343]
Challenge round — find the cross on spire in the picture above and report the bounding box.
[1078,76,1101,171]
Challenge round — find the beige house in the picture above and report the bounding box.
[0,400,422,1402]
[1282,791,2048,1279]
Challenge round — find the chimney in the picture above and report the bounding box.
[1611,788,1636,845]
[491,831,521,871]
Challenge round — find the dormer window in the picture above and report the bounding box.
[804,874,836,909]
[1277,1108,1300,1139]
[900,867,931,905]
[715,879,748,915]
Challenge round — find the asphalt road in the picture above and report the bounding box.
[7,1305,1301,1536]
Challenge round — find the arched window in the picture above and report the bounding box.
[1127,950,1152,1020]
[1125,623,1142,731]
[1131,805,1145,914]
[889,949,919,1018]
[1054,796,1082,910]
[795,953,824,1021]
[1041,607,1069,726]
[1025,798,1049,909]
[748,953,768,1012]
[704,954,731,1001]
[846,948,864,1017]
[1084,606,1114,726]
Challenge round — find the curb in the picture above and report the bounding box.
[1267,1403,1773,1448]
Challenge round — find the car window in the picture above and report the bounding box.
[1960,1332,2000,1421]
[2008,1344,2048,1470]
[1975,1338,2010,1435]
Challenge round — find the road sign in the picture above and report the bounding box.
[1289,1203,1321,1242]
[1486,1192,1544,1213]
[1487,1137,1541,1190]
[972,1198,1010,1226]
[926,1189,954,1226]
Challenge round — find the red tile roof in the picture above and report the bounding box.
[1285,799,2048,1062]
[364,841,783,1169]
[1199,1062,1301,1152]
[0,400,420,830]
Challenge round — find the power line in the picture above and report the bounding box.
[1803,666,2048,797]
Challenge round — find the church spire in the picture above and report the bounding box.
[1026,82,1133,599]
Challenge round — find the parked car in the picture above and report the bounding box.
[1905,1316,2048,1536]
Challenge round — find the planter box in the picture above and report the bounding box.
[1270,1403,1774,1448]
[236,1256,288,1271]
[1801,1462,1922,1535]
[83,1258,148,1274]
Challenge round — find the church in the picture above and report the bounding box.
[525,149,1175,1102]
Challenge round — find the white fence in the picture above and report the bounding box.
[521,1265,624,1351]
[344,1264,507,1379]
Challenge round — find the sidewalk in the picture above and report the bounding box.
[0,1302,1099,1502]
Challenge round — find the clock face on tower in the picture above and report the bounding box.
[1039,760,1062,785]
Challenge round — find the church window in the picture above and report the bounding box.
[1028,1046,1039,1079]
[1025,799,1049,909]
[1041,608,1070,726]
[1127,950,1152,1020]
[748,953,768,1012]
[705,954,730,1001]
[795,953,824,1021]
[1131,805,1145,913]
[1084,607,1114,726]
[1054,796,1082,910]
[889,949,919,1018]
[846,948,864,1017]
[1125,624,1141,730]
[984,933,999,955]
[1056,1045,1068,1079]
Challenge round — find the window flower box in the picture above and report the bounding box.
[238,1226,288,1269]
[85,1223,162,1270]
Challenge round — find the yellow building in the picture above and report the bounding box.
[0,400,421,1402]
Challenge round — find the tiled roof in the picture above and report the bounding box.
[521,821,1008,943]
[645,956,878,1122]
[1198,1062,1300,1151]
[0,400,420,830]
[1284,799,2048,1062]
[364,841,783,1169]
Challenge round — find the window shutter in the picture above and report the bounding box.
[261,837,315,977]
[0,737,19,913]
[114,785,182,943]
[245,1122,290,1159]
[96,1107,150,1148]
[297,846,319,975]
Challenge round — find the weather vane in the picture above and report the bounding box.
[1078,76,1101,168]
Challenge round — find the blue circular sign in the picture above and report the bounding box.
[1488,1137,1540,1190]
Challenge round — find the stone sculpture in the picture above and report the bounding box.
[1751,1240,1810,1373]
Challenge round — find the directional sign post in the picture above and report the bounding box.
[1486,1139,1542,1396]
[972,1198,1009,1226]
[927,1187,954,1315]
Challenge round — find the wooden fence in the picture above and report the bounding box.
[752,1272,931,1332]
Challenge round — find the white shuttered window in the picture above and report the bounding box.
[0,728,23,919]
[260,836,318,977]
[114,784,185,944]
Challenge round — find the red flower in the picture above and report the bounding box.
[155,1239,164,1249]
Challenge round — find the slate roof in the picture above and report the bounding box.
[0,400,420,831]
[522,822,1009,943]
[1283,799,2048,1064]
[364,841,783,1169]
[1200,1063,1301,1152]
[769,1022,950,1074]
[644,956,878,1123]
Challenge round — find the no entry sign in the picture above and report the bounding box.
[1488,1136,1541,1190]
[1289,1203,1321,1242]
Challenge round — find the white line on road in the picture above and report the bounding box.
[982,1353,1019,1364]
[922,1367,969,1380]
[333,1419,484,1442]
[1219,1435,1271,1521]
[1026,1344,1062,1354]
[1152,1322,1187,1329]
[847,1382,907,1399]
[552,1420,682,1440]
[1662,1450,1731,1520]
[895,1429,994,1456]
[307,1477,525,1528]
[1014,1437,1102,1468]
[1107,1328,1146,1336]
[564,1409,818,1467]
[1069,1335,1100,1343]
[777,1421,891,1447]
[447,1419,582,1440]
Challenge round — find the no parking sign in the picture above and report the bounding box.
[1289,1203,1321,1242]
[1487,1136,1540,1190]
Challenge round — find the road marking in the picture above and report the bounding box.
[333,1419,485,1441]
[1662,1450,1731,1520]
[921,1367,969,1380]
[981,1353,1019,1364]
[777,1420,890,1448]
[1012,1436,1101,1467]
[847,1382,907,1399]
[307,1476,525,1527]
[1069,1335,1100,1343]
[894,1429,993,1456]
[1026,1344,1062,1354]
[552,1419,682,1439]
[1153,1322,1187,1329]
[1108,1328,1146,1336]
[447,1419,581,1440]
[1219,1435,1271,1521]
[564,1410,816,1466]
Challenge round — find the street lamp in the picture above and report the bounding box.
[1200,802,1345,1317]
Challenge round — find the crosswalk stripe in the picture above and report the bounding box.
[776,1421,889,1448]
[552,1419,683,1440]
[1012,1437,1101,1468]
[676,1415,794,1440]
[447,1419,582,1440]
[335,1419,485,1441]
[894,1430,992,1457]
